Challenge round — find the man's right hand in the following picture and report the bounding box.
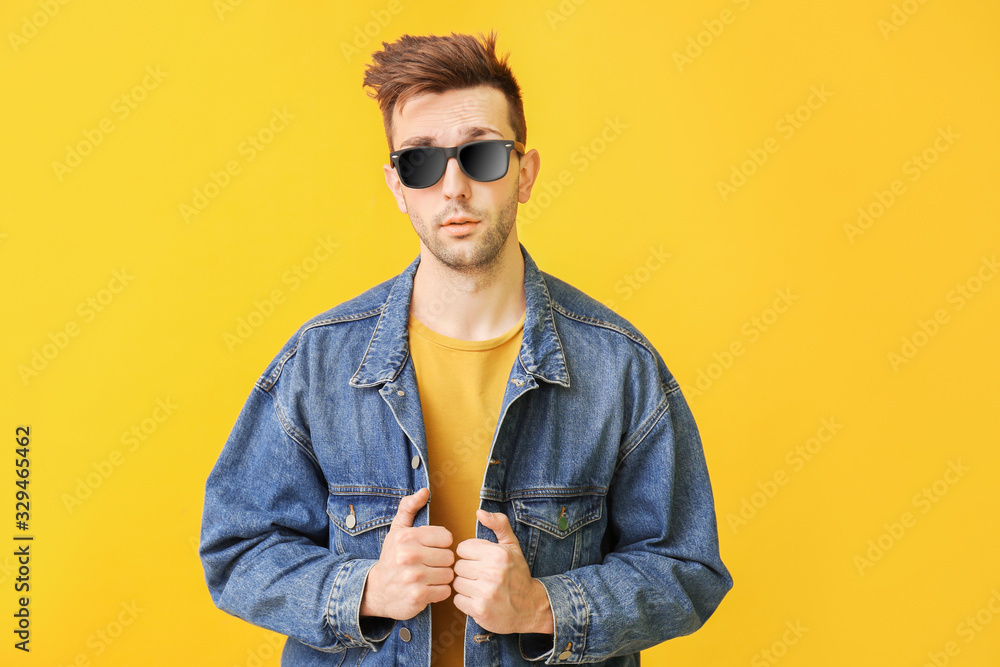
[360,487,455,621]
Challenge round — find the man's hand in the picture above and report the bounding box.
[452,509,554,635]
[360,487,455,621]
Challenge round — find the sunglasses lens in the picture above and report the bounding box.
[459,142,510,181]
[397,148,446,188]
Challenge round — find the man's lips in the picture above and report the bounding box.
[440,217,479,236]
[442,216,480,226]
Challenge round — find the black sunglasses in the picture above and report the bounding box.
[389,139,526,189]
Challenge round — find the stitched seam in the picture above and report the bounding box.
[550,302,656,357]
[307,559,349,654]
[322,560,349,650]
[327,485,409,497]
[305,306,385,327]
[350,305,391,384]
[263,387,319,468]
[256,306,386,391]
[257,341,300,391]
[566,573,590,660]
[538,274,571,386]
[502,487,608,499]
[616,395,670,473]
[549,302,678,397]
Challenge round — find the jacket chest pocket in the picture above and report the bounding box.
[326,493,399,559]
[511,493,605,578]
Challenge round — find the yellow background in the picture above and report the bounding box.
[2,0,998,665]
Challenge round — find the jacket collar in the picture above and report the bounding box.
[350,242,570,388]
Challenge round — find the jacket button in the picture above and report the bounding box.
[399,627,411,642]
[558,649,572,659]
[411,455,421,469]
[345,514,356,529]
[397,389,405,396]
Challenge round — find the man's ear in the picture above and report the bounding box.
[516,149,541,204]
[384,163,408,214]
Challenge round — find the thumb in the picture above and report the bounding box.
[391,487,429,530]
[477,510,519,547]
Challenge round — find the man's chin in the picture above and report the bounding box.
[426,242,498,273]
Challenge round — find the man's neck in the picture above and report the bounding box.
[409,241,526,341]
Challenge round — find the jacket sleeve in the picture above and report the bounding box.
[199,377,396,653]
[519,382,733,663]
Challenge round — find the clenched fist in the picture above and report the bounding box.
[360,487,455,621]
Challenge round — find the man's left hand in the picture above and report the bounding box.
[452,509,554,635]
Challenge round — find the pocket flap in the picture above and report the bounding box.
[512,494,603,538]
[326,492,402,535]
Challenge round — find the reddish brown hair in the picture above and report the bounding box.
[362,30,527,151]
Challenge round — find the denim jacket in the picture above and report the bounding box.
[200,242,732,666]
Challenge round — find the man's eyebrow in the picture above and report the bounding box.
[398,126,503,149]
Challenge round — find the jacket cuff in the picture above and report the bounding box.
[520,573,588,663]
[326,558,394,650]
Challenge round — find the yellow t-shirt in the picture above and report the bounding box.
[407,309,525,667]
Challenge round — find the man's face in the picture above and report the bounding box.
[383,85,539,273]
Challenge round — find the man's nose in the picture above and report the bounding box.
[440,156,472,197]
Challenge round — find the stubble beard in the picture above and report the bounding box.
[408,182,519,277]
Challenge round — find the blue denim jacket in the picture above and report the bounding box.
[200,243,732,666]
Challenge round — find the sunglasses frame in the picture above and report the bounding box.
[389,139,527,189]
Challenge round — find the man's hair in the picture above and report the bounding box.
[362,30,527,152]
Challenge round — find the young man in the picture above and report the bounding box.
[200,31,732,666]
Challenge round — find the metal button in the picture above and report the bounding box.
[558,649,572,659]
[411,455,421,469]
[345,514,356,529]
[510,378,525,386]
[397,389,405,396]
[399,627,411,642]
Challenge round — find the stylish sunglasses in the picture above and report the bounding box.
[389,139,526,189]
